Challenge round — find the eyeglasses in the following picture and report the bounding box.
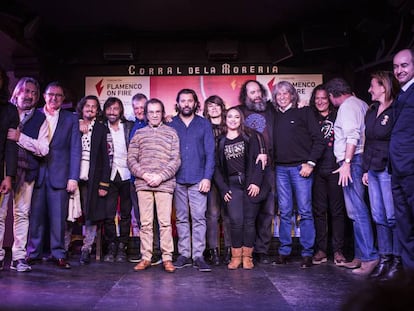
[46,92,64,98]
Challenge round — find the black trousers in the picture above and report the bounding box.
[227,175,260,248]
[312,169,346,254]
[104,172,132,245]
[392,174,414,271]
[253,168,275,254]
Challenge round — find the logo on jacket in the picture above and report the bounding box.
[381,115,390,126]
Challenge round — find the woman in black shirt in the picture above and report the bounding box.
[214,107,268,270]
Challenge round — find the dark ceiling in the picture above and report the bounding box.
[0,0,413,75]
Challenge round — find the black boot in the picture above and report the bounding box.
[104,242,117,262]
[115,242,127,262]
[80,249,91,265]
[369,254,392,279]
[222,247,231,265]
[382,255,403,281]
[210,248,220,266]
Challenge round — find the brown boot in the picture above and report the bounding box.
[227,248,242,270]
[242,246,254,270]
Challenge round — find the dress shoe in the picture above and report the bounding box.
[272,254,289,265]
[334,251,346,266]
[352,258,379,276]
[342,258,361,269]
[300,256,313,268]
[381,255,403,281]
[163,260,176,273]
[134,259,151,271]
[256,253,271,265]
[56,258,71,269]
[369,254,392,279]
[312,250,327,265]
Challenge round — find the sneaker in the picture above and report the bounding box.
[300,256,313,269]
[334,251,346,266]
[128,253,142,263]
[151,254,162,266]
[173,255,192,269]
[193,257,212,272]
[10,259,32,272]
[312,250,327,265]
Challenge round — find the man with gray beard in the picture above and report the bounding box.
[236,80,276,264]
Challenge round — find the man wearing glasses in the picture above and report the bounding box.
[27,81,81,269]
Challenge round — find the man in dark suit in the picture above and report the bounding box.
[390,48,414,275]
[102,97,133,263]
[0,97,19,271]
[27,81,81,269]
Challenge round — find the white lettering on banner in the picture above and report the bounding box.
[292,81,317,88]
[128,65,136,75]
[127,64,278,76]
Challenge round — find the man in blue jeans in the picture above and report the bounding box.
[169,88,215,272]
[326,77,379,276]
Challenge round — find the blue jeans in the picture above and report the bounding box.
[276,165,315,257]
[342,154,378,261]
[368,169,401,256]
[174,182,207,260]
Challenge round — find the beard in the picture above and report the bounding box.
[245,97,267,112]
[178,105,196,117]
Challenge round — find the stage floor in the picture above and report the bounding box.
[0,249,371,311]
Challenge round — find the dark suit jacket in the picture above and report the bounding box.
[84,121,111,222]
[0,102,19,181]
[390,83,414,177]
[36,109,81,189]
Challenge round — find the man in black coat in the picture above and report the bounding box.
[0,98,18,271]
[66,95,111,264]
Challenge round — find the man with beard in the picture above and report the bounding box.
[27,81,81,269]
[390,48,414,275]
[236,80,275,264]
[65,95,110,265]
[0,75,18,271]
[102,97,133,263]
[2,77,49,272]
[169,89,215,272]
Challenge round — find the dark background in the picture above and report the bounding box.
[1,0,413,104]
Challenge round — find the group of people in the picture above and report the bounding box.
[0,48,413,280]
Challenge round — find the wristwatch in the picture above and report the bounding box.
[344,158,351,164]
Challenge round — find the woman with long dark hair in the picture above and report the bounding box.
[214,107,269,270]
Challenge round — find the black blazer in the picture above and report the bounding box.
[84,121,111,222]
[0,102,19,181]
[390,83,414,177]
[214,129,269,203]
